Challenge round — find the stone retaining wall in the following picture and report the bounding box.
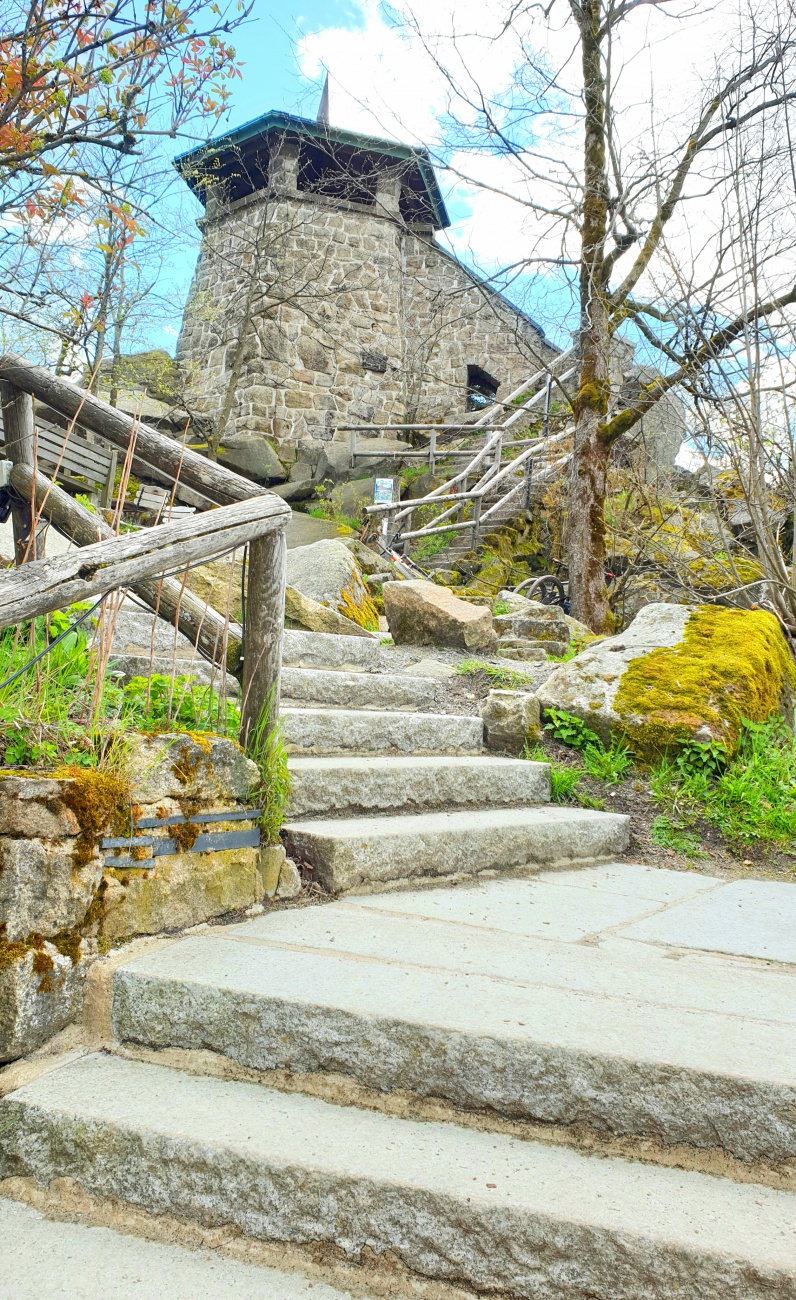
[0,733,283,1062]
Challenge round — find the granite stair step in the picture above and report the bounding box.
[2,1053,794,1299]
[113,867,796,1163]
[281,804,629,893]
[280,707,483,757]
[280,667,437,712]
[281,629,381,671]
[286,754,550,818]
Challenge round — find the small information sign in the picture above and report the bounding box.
[374,478,394,505]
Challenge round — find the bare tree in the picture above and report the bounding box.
[379,0,796,627]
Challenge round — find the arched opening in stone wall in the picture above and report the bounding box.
[466,364,499,412]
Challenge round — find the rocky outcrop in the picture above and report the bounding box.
[383,580,498,652]
[536,602,796,756]
[287,539,379,631]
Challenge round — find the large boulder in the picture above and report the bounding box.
[287,539,379,631]
[383,580,498,652]
[536,603,796,756]
[315,439,409,484]
[216,434,287,485]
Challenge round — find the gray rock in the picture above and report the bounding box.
[275,857,302,899]
[0,939,90,1062]
[328,477,375,520]
[383,580,497,652]
[286,540,374,627]
[216,435,287,485]
[284,587,378,638]
[268,480,315,503]
[0,776,79,839]
[289,462,314,483]
[480,689,541,753]
[0,838,103,943]
[494,609,570,646]
[127,734,259,804]
[497,638,548,663]
[536,603,692,745]
[315,439,409,484]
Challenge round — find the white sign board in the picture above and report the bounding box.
[374,478,394,505]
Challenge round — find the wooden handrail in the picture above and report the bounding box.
[0,492,290,626]
[0,353,264,506]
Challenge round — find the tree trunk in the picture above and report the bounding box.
[568,0,612,632]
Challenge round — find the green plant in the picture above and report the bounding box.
[675,738,727,780]
[581,738,633,784]
[121,674,239,735]
[651,814,703,857]
[544,708,601,750]
[413,529,457,560]
[650,716,796,850]
[493,599,511,616]
[247,698,291,845]
[457,659,531,689]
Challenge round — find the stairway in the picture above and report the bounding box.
[3,629,795,1296]
[278,629,628,894]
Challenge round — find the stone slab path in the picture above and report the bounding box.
[0,1197,366,1299]
[5,865,796,1295]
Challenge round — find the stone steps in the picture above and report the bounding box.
[3,1053,794,1299]
[113,874,796,1163]
[282,629,381,671]
[280,666,437,712]
[280,707,483,757]
[287,754,550,818]
[282,805,630,894]
[0,1198,363,1300]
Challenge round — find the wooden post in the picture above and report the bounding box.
[239,527,287,753]
[0,381,35,563]
[429,427,437,478]
[349,428,357,470]
[471,493,482,550]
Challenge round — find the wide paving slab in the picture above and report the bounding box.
[0,1197,364,1300]
[2,1053,795,1299]
[113,865,796,1161]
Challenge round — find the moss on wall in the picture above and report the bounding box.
[614,605,796,758]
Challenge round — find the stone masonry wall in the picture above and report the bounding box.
[176,187,558,469]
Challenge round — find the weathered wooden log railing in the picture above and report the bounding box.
[12,464,243,670]
[0,356,291,748]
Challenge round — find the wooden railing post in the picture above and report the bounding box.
[0,381,35,563]
[239,527,287,753]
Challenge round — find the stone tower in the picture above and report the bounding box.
[174,108,557,477]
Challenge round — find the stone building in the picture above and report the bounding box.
[174,109,558,476]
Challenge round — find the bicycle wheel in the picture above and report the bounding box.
[515,575,566,607]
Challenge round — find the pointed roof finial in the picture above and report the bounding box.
[317,72,330,126]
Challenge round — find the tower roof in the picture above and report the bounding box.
[174,110,451,230]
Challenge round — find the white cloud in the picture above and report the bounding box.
[295,0,796,347]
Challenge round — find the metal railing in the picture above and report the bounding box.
[364,348,577,553]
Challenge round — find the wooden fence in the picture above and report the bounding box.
[0,358,291,747]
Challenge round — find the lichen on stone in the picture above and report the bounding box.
[614,605,796,758]
[54,768,131,866]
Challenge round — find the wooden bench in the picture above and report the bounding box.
[0,410,118,506]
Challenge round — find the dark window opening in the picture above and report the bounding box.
[466,365,499,413]
[297,141,377,206]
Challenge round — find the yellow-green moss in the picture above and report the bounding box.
[614,605,796,758]
[337,583,379,632]
[55,768,131,866]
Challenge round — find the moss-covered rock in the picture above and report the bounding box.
[536,602,796,758]
[287,539,379,632]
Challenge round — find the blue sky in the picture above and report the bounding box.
[153,0,373,353]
